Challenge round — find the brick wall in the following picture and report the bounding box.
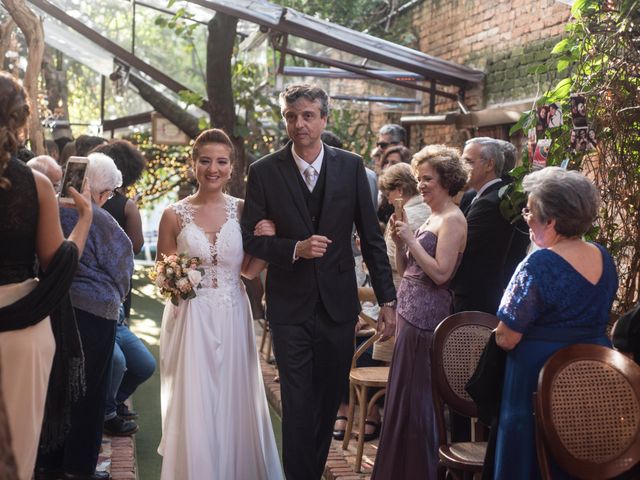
[403,0,572,148]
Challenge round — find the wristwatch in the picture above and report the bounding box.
[379,300,397,308]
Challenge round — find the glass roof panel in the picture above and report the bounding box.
[47,0,134,51]
[39,13,114,77]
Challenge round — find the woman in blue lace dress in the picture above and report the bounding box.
[494,167,618,480]
[372,145,467,480]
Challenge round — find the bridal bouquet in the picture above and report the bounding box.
[150,253,204,305]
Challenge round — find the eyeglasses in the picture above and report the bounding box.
[521,207,532,220]
[101,190,115,200]
[376,141,399,149]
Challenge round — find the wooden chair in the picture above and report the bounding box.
[535,344,640,479]
[342,287,390,473]
[431,311,499,480]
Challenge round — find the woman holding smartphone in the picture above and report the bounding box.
[36,152,134,480]
[0,72,92,480]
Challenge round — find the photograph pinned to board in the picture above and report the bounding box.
[527,128,537,160]
[536,105,549,136]
[533,139,552,169]
[546,103,563,128]
[570,94,588,127]
[570,127,596,153]
[587,126,598,149]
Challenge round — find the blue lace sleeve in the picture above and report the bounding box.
[497,255,543,333]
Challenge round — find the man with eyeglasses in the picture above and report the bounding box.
[376,123,405,152]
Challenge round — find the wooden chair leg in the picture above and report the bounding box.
[355,385,368,473]
[342,382,356,450]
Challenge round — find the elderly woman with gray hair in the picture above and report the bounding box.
[36,153,133,480]
[493,167,618,480]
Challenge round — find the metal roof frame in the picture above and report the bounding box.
[22,0,485,129]
[188,0,483,104]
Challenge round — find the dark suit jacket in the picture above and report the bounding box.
[458,189,476,213]
[241,142,395,325]
[452,180,525,314]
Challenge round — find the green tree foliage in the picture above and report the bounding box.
[277,0,419,46]
[125,131,192,208]
[507,0,640,312]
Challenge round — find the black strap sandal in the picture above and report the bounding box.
[332,415,348,440]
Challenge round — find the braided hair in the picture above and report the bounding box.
[0,72,31,189]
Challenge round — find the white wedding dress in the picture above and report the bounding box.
[158,195,283,480]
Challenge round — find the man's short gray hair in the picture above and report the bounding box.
[465,137,504,177]
[495,140,517,176]
[523,166,599,237]
[279,84,329,118]
[27,155,61,179]
[379,124,406,144]
[87,152,123,193]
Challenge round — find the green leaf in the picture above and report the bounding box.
[509,109,535,136]
[557,58,571,72]
[551,38,570,54]
[571,0,589,19]
[178,89,204,108]
[549,78,572,100]
[167,0,176,8]
[198,118,210,131]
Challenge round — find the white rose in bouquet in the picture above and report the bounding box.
[154,273,166,288]
[187,269,203,287]
[176,277,191,292]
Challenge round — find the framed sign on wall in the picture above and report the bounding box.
[151,113,190,145]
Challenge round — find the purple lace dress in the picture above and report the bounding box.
[372,230,461,480]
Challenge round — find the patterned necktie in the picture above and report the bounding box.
[304,166,317,192]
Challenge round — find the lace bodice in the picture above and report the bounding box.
[172,195,243,298]
[497,244,618,334]
[0,158,38,285]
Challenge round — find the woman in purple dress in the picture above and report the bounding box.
[371,145,468,480]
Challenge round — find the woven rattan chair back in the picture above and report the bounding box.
[535,344,640,479]
[432,311,499,419]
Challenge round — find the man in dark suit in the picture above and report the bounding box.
[452,138,519,314]
[241,84,396,480]
[457,138,529,292]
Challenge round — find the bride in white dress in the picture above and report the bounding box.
[156,129,283,480]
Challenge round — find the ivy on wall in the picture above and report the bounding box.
[505,0,640,312]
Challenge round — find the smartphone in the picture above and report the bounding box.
[393,198,404,222]
[59,156,89,204]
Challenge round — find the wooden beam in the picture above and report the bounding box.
[102,111,153,131]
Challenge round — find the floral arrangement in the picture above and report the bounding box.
[150,253,204,305]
